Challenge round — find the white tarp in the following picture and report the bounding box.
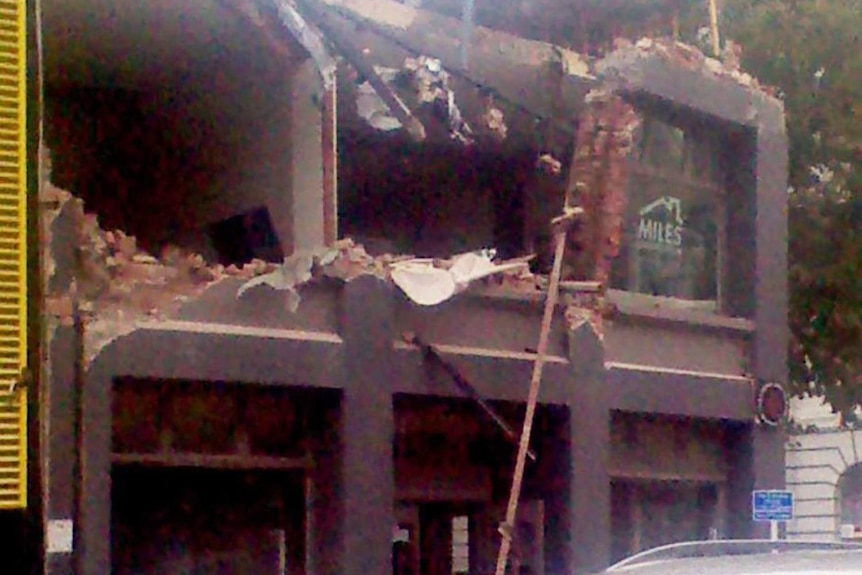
[390,249,527,306]
[237,244,530,311]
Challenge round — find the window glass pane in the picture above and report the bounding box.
[639,118,685,172]
[611,116,719,301]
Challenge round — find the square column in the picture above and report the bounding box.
[339,276,396,575]
[545,323,610,575]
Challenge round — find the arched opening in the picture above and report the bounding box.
[839,462,862,539]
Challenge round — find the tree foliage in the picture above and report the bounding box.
[717,0,862,415]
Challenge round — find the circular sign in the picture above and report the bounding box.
[757,382,788,426]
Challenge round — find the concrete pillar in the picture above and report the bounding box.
[561,322,610,575]
[725,423,755,539]
[752,123,789,538]
[43,197,82,575]
[752,425,787,539]
[290,59,326,253]
[78,360,113,575]
[339,276,396,575]
[43,327,77,575]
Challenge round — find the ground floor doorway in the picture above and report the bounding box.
[393,501,545,575]
[112,467,306,575]
[610,479,722,562]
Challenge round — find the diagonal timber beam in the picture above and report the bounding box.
[404,333,537,462]
[308,0,595,125]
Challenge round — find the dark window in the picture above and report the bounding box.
[841,464,862,527]
[611,115,721,301]
[209,206,284,266]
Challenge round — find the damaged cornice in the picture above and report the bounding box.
[312,0,784,134]
[308,0,594,124]
[595,37,785,130]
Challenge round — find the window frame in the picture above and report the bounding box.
[610,103,731,316]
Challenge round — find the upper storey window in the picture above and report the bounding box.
[611,114,723,303]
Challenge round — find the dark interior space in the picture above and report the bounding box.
[392,397,558,575]
[392,395,562,517]
[338,131,539,259]
[840,463,862,527]
[0,511,27,575]
[610,479,719,562]
[112,379,324,459]
[44,86,227,257]
[209,207,285,265]
[112,467,306,575]
[41,0,316,264]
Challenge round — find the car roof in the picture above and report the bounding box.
[602,548,862,575]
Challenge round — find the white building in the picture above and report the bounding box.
[787,395,862,541]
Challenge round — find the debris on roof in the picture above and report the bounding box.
[311,0,590,128]
[351,54,479,143]
[598,36,781,99]
[43,180,602,362]
[236,239,541,309]
[40,175,282,364]
[403,55,474,143]
[480,92,507,141]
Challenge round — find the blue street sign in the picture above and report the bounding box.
[752,490,794,522]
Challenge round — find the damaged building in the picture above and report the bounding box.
[21,1,789,575]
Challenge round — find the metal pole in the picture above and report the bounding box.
[461,0,475,69]
[770,521,779,541]
[708,0,721,57]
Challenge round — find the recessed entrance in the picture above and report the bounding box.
[112,467,305,575]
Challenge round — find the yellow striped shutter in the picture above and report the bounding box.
[0,0,26,511]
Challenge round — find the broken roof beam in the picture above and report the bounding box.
[299,0,427,141]
[306,0,595,126]
[271,0,338,88]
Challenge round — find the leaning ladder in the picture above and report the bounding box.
[494,202,583,575]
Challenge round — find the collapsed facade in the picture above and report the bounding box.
[33,1,788,575]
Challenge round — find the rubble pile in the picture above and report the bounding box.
[41,180,285,363]
[236,239,544,311]
[41,172,548,363]
[480,93,508,141]
[600,37,781,99]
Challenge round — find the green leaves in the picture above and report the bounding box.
[719,0,862,415]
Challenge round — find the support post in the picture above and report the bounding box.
[340,276,396,575]
[565,322,610,574]
[78,359,113,575]
[43,327,76,575]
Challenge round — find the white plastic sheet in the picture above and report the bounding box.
[390,249,526,306]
